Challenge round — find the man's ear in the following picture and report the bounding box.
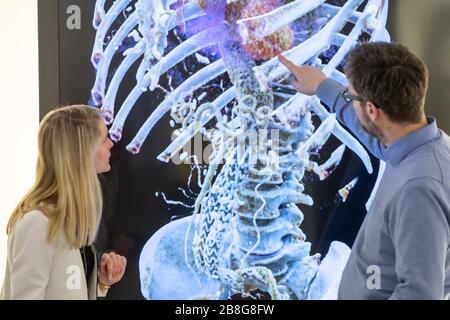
[366,101,380,121]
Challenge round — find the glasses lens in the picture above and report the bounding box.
[343,90,352,102]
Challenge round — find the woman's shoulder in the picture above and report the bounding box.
[14,209,49,233]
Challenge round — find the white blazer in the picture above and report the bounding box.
[1,210,107,300]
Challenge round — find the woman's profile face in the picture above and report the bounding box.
[95,120,113,173]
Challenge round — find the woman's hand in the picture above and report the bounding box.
[98,251,127,287]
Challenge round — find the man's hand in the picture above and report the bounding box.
[98,251,127,287]
[278,55,326,96]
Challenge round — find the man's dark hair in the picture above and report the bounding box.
[344,42,428,124]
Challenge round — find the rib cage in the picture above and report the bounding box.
[91,0,390,299]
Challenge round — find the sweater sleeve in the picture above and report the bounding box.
[9,211,56,299]
[388,178,450,300]
[316,78,386,160]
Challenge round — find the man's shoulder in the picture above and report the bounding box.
[401,132,450,185]
[434,130,450,184]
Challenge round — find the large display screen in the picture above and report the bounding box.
[86,0,387,300]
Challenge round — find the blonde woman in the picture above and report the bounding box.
[1,105,126,299]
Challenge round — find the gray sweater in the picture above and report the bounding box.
[316,78,450,300]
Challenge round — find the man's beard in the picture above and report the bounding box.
[360,107,385,143]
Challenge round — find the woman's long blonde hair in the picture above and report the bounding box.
[7,105,103,248]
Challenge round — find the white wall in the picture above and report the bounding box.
[0,1,39,284]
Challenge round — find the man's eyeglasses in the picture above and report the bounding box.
[343,89,365,103]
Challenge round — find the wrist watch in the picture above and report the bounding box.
[98,280,111,291]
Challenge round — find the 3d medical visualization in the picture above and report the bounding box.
[90,0,389,299]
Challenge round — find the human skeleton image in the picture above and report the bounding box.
[90,0,390,299]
